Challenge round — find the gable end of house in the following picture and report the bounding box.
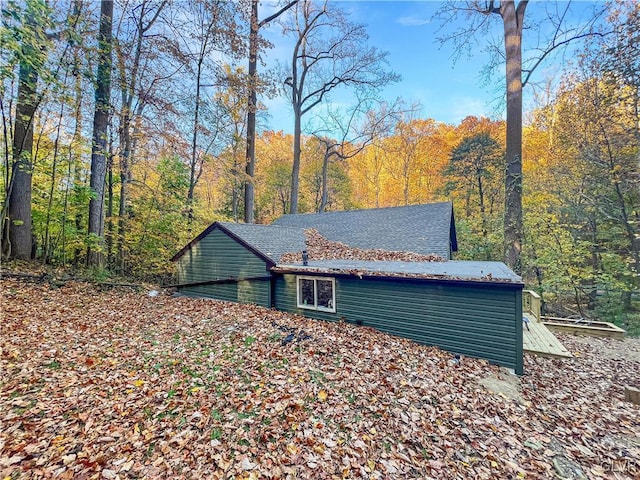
[171,222,276,268]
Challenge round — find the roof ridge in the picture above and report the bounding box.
[276,201,451,218]
[220,222,305,231]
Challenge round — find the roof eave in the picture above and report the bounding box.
[170,222,220,262]
[271,265,524,289]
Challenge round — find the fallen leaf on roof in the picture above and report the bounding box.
[280,228,445,264]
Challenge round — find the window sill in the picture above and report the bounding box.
[297,304,336,314]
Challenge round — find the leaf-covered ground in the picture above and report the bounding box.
[1,278,638,479]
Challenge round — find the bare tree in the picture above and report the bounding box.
[312,97,402,212]
[164,0,245,230]
[244,0,298,223]
[281,0,399,214]
[185,1,218,225]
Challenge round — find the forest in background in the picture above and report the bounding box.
[1,0,638,330]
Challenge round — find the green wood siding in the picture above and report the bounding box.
[175,229,270,306]
[275,274,523,374]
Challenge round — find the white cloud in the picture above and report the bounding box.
[395,15,430,27]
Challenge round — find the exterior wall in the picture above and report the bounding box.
[175,229,270,307]
[274,274,523,374]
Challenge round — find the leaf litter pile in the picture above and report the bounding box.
[1,278,639,479]
[279,229,444,264]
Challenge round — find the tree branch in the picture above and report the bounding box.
[259,0,299,28]
[522,31,608,87]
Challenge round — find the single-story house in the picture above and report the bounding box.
[171,203,524,374]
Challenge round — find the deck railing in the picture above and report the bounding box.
[523,290,541,321]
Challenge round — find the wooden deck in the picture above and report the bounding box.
[541,316,626,340]
[523,313,573,359]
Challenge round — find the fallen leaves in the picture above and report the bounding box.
[1,277,639,479]
[276,230,520,284]
[280,228,444,264]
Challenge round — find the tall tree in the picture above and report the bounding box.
[1,0,52,259]
[438,0,606,272]
[34,0,90,265]
[164,0,244,229]
[87,0,113,266]
[602,1,640,288]
[282,0,399,214]
[520,0,639,314]
[499,0,526,272]
[244,0,298,223]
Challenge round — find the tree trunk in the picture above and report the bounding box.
[403,161,410,206]
[117,166,128,270]
[244,0,298,221]
[231,142,241,222]
[6,60,38,259]
[373,148,380,208]
[478,173,487,241]
[244,0,259,223]
[501,0,527,273]
[113,2,156,267]
[290,106,302,213]
[87,0,113,266]
[117,97,132,271]
[69,47,84,267]
[43,93,67,263]
[319,148,331,212]
[62,119,78,267]
[60,0,85,267]
[613,175,639,277]
[188,55,203,228]
[106,153,114,265]
[621,291,632,311]
[587,216,599,310]
[232,172,239,222]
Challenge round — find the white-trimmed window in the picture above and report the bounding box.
[297,276,336,313]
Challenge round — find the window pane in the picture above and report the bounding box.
[317,280,334,309]
[300,279,315,306]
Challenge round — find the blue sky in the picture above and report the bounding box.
[257,1,601,133]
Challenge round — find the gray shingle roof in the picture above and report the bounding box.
[171,222,306,264]
[272,202,457,260]
[275,260,522,284]
[219,222,306,264]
